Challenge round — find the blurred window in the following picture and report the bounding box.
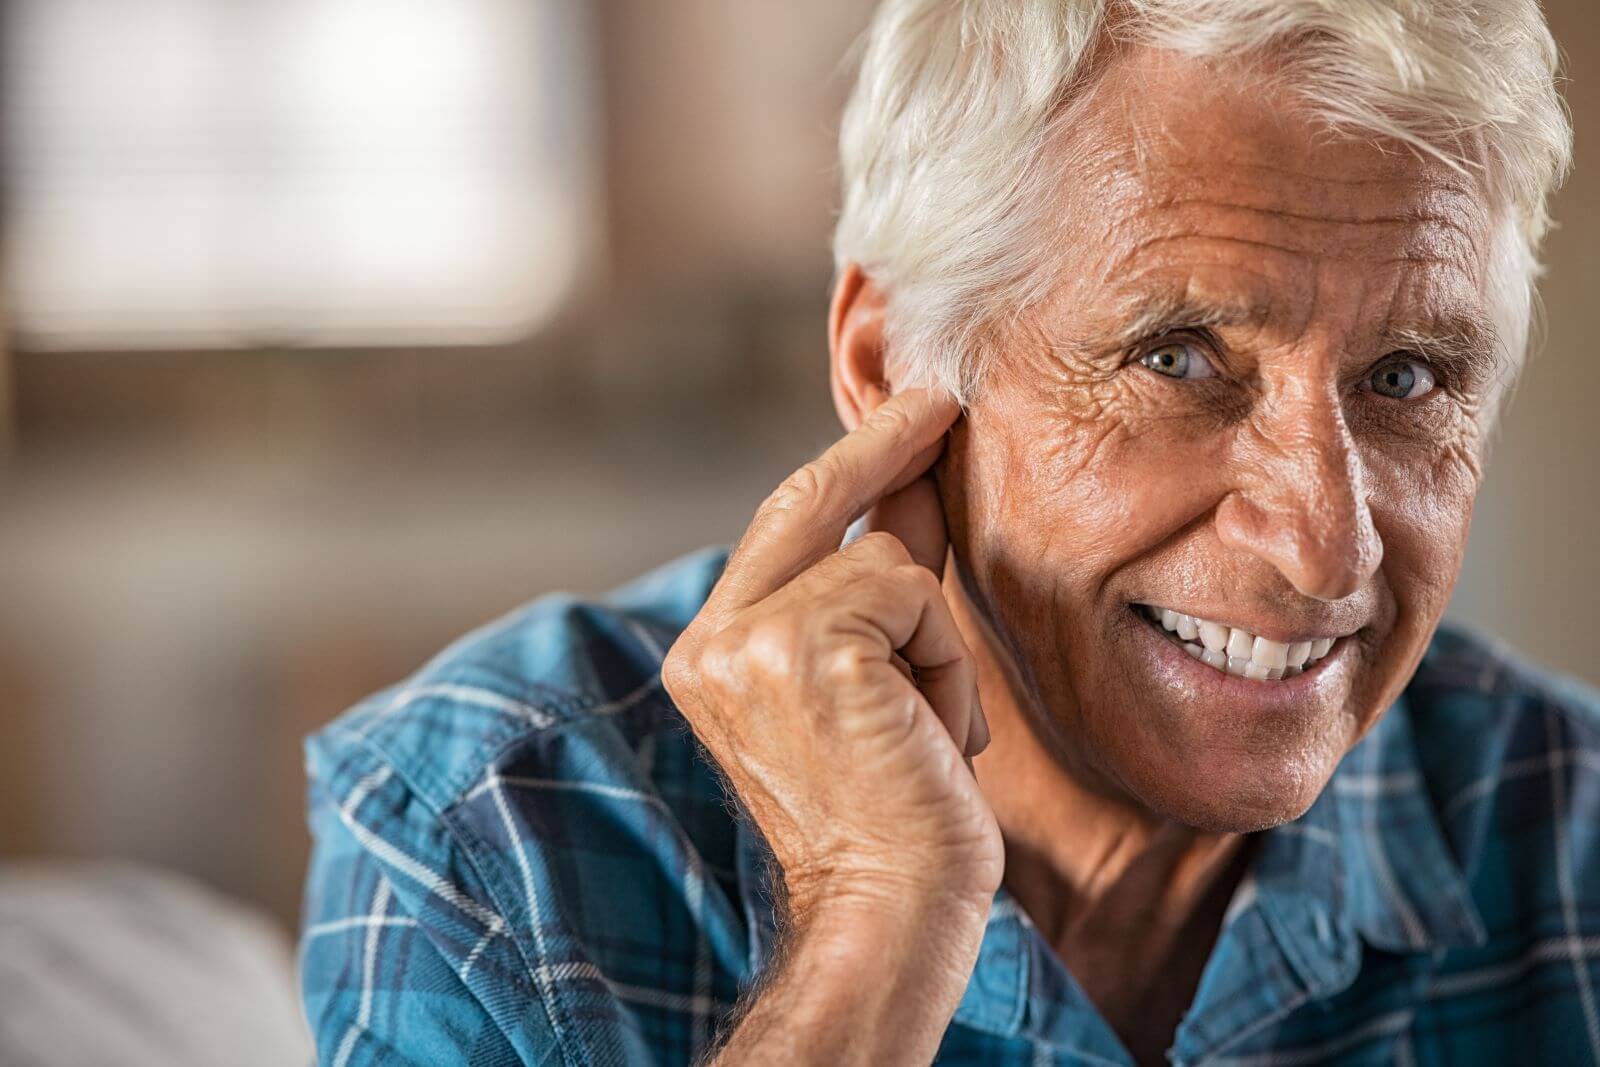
[3,0,598,350]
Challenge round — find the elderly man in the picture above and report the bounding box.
[301,1,1590,1064]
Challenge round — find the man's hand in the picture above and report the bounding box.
[661,389,1002,1065]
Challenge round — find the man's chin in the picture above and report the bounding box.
[1153,791,1319,836]
[1115,750,1337,835]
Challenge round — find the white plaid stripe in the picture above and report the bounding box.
[1427,935,1600,999]
[1442,747,1600,824]
[487,772,567,1044]
[1209,1009,1414,1067]
[302,914,418,942]
[330,875,392,1067]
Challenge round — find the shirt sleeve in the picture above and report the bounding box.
[301,688,707,1067]
[299,756,555,1067]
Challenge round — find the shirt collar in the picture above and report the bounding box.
[731,692,1486,1052]
[1171,692,1488,1063]
[1321,689,1487,955]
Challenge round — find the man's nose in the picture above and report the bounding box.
[1213,381,1384,602]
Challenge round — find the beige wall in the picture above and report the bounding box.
[1448,0,1599,680]
[0,295,11,461]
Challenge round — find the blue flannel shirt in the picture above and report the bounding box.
[301,546,1600,1065]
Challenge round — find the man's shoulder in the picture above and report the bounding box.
[306,544,732,815]
[300,546,743,1066]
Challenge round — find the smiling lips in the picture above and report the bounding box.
[1137,604,1339,682]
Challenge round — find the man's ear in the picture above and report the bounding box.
[828,263,892,432]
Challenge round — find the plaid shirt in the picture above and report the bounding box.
[301,547,1600,1066]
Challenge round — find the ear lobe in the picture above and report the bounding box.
[828,263,893,431]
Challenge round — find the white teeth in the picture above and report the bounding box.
[1252,637,1289,671]
[1140,603,1343,683]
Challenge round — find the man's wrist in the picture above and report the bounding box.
[793,889,991,1019]
[712,878,991,1066]
[789,875,993,948]
[783,858,998,930]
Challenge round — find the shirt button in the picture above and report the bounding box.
[1312,906,1334,946]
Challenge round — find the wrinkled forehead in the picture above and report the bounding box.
[1050,48,1504,345]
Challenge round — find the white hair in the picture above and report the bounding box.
[834,0,1573,401]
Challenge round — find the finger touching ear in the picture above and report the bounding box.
[830,264,956,576]
[828,263,893,431]
[866,474,950,576]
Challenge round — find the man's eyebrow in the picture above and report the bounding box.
[1382,308,1509,388]
[1081,288,1275,353]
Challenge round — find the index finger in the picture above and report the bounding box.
[710,388,960,616]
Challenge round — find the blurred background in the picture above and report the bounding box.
[0,0,1593,971]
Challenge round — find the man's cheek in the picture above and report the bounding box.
[953,430,1103,594]
[1362,446,1478,706]
[939,403,1044,553]
[1385,504,1474,631]
[1364,437,1480,591]
[939,424,1076,637]
[1023,423,1231,581]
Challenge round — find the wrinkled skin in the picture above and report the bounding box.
[936,48,1508,834]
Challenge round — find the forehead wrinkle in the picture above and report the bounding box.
[1150,154,1486,202]
[1157,197,1483,245]
[1078,150,1492,277]
[1106,231,1477,282]
[1101,114,1488,205]
[1100,71,1493,212]
[1107,191,1478,267]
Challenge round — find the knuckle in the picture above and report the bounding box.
[697,628,746,686]
[820,646,881,693]
[892,562,943,597]
[850,530,912,567]
[767,463,830,515]
[660,639,696,700]
[864,400,913,438]
[741,618,806,679]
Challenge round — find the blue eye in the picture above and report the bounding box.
[1367,357,1436,400]
[1140,341,1216,380]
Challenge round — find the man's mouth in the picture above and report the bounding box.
[1133,604,1340,682]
